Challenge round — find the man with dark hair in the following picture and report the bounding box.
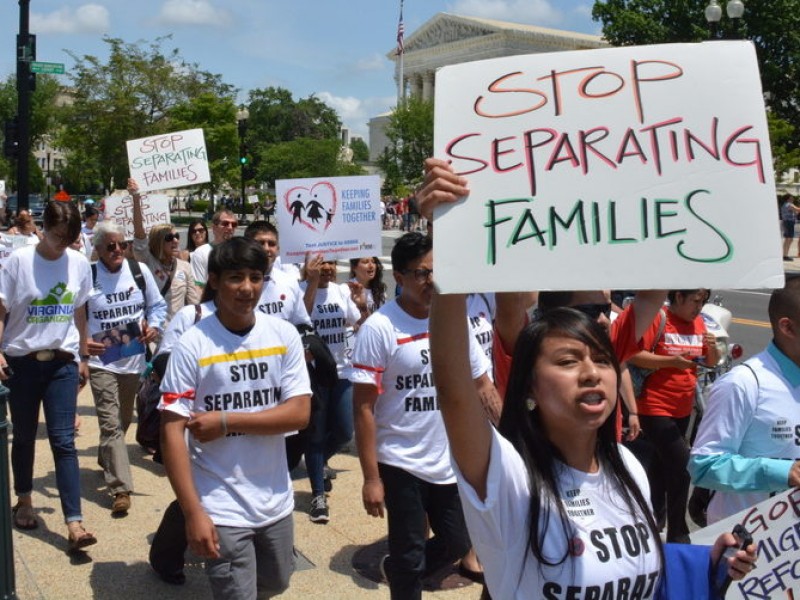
[191,209,238,289]
[689,275,800,524]
[351,232,494,599]
[244,221,311,327]
[159,237,311,598]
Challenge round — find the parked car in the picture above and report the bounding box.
[6,194,45,225]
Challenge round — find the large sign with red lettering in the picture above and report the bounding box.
[127,128,210,193]
[103,191,170,239]
[433,41,784,293]
[691,487,800,599]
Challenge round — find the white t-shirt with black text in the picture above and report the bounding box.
[457,429,662,599]
[86,259,167,374]
[159,312,311,528]
[350,299,489,484]
[258,267,311,327]
[301,281,361,377]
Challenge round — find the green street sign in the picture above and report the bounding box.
[30,61,65,75]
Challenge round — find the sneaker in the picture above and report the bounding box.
[111,493,131,515]
[309,494,329,523]
[379,554,389,583]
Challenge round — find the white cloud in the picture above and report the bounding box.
[156,0,232,27]
[317,92,396,140]
[356,53,388,73]
[31,4,110,35]
[447,0,561,25]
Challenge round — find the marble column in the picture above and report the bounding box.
[422,71,434,102]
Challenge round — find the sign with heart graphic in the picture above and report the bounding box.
[284,181,337,232]
[276,175,381,263]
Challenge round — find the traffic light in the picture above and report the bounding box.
[3,117,19,159]
[239,155,248,165]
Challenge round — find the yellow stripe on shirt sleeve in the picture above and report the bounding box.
[197,346,288,367]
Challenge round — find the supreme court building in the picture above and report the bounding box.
[369,12,607,161]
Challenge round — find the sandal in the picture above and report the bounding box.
[12,503,38,530]
[67,523,97,552]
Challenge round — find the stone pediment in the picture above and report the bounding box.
[404,14,497,52]
[389,12,605,58]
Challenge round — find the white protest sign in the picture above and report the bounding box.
[127,128,210,192]
[103,192,171,239]
[248,194,259,205]
[0,234,36,271]
[275,175,381,262]
[691,487,800,599]
[0,180,5,196]
[433,41,784,293]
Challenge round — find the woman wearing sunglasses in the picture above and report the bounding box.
[129,178,199,323]
[180,218,208,262]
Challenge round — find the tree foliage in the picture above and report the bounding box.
[59,36,235,193]
[350,137,370,163]
[245,87,346,186]
[376,96,433,195]
[592,0,800,153]
[0,73,63,189]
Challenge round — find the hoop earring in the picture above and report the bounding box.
[526,397,537,412]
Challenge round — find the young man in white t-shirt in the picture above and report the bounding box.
[351,232,496,599]
[159,237,311,599]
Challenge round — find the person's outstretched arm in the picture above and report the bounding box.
[430,292,492,500]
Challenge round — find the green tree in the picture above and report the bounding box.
[0,73,63,190]
[60,36,234,193]
[244,87,343,185]
[350,137,370,163]
[592,0,800,151]
[376,97,433,195]
[168,93,239,195]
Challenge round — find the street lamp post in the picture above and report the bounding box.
[236,106,250,224]
[705,0,745,39]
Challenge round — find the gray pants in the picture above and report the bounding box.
[89,368,139,495]
[206,514,295,599]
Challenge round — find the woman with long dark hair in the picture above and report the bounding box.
[430,294,756,598]
[181,218,208,262]
[348,256,386,314]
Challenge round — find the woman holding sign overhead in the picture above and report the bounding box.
[128,178,199,324]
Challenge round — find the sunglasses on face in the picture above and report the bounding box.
[572,302,612,320]
[216,220,237,228]
[403,268,434,283]
[105,241,129,252]
[164,233,180,242]
[191,228,205,235]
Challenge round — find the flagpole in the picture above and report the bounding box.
[396,0,405,105]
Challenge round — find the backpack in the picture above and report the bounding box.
[92,258,147,296]
[136,305,202,461]
[628,308,667,399]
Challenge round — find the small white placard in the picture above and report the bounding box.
[127,128,210,192]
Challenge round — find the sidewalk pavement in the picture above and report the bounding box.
[10,385,480,599]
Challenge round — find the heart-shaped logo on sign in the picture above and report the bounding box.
[284,182,337,232]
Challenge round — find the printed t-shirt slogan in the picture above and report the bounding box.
[432,41,784,293]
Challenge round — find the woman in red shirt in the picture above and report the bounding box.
[628,289,718,543]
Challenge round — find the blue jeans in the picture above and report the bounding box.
[7,356,82,522]
[306,378,353,496]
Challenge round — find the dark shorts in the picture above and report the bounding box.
[783,219,796,239]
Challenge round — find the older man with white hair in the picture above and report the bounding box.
[86,221,167,514]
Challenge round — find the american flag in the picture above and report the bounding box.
[396,0,405,56]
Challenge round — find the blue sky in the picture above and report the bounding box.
[0,1,600,140]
